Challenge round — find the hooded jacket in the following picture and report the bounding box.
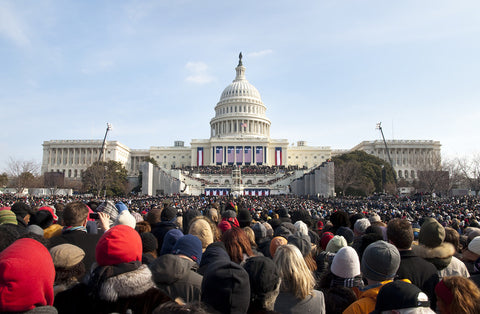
[150,254,203,302]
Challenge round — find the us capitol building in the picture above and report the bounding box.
[41,54,440,196]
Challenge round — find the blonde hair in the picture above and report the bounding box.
[274,244,315,299]
[243,226,256,247]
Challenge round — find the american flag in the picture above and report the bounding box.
[241,122,247,128]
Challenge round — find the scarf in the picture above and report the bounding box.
[62,226,87,233]
[331,274,365,288]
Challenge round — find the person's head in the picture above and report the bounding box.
[0,238,55,312]
[331,246,361,279]
[330,211,350,228]
[221,227,253,264]
[95,225,142,266]
[373,280,433,314]
[243,256,280,311]
[145,208,162,225]
[270,236,287,258]
[242,226,256,248]
[444,227,461,252]
[387,218,414,250]
[274,244,315,300]
[11,202,34,223]
[49,244,85,285]
[325,287,357,314]
[62,201,89,227]
[172,234,203,266]
[188,216,217,252]
[435,276,480,314]
[201,260,250,314]
[354,218,371,236]
[361,240,400,283]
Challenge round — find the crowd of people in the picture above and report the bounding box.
[1,193,480,313]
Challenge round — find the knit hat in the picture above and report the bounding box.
[278,207,289,218]
[468,236,480,255]
[326,235,347,253]
[270,236,287,257]
[274,225,292,238]
[0,209,17,225]
[419,218,445,248]
[361,240,400,281]
[354,218,371,234]
[188,218,214,251]
[218,220,232,233]
[331,246,361,278]
[114,210,136,229]
[263,222,274,238]
[336,226,354,245]
[237,209,252,228]
[173,234,203,265]
[320,232,334,250]
[161,206,177,222]
[114,201,128,213]
[160,229,184,255]
[252,222,267,243]
[243,256,280,299]
[50,244,85,268]
[97,200,118,223]
[140,232,158,253]
[96,225,142,266]
[0,238,55,312]
[317,220,324,232]
[222,209,237,218]
[288,234,311,257]
[373,280,430,313]
[202,260,251,314]
[27,224,44,236]
[131,211,144,223]
[38,206,58,223]
[294,220,309,237]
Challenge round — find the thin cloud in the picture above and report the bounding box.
[247,49,273,58]
[0,2,30,47]
[185,61,215,84]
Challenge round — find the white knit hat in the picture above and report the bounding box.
[325,235,347,253]
[354,218,371,234]
[468,236,480,255]
[331,246,361,278]
[294,220,309,238]
[115,210,137,229]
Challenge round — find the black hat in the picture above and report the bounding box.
[201,260,250,314]
[243,256,280,299]
[337,226,354,245]
[373,280,430,313]
[140,232,158,253]
[161,206,177,222]
[29,210,54,229]
[237,209,252,228]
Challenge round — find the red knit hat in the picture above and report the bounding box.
[320,232,334,250]
[0,238,55,312]
[96,225,142,266]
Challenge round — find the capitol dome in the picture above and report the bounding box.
[210,53,271,139]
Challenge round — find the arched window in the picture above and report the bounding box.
[398,170,403,178]
[404,170,409,178]
[411,170,415,179]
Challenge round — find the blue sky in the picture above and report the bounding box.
[1,0,480,172]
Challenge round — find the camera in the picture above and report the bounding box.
[89,213,100,219]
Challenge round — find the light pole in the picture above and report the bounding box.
[98,123,112,162]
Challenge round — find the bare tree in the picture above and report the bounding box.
[334,160,365,195]
[6,157,41,193]
[415,152,449,195]
[456,154,480,195]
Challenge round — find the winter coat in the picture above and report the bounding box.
[48,230,102,275]
[437,255,470,278]
[150,254,203,302]
[342,280,393,314]
[412,241,469,278]
[274,290,325,314]
[87,264,171,314]
[396,250,439,309]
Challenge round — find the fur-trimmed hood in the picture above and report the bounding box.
[412,242,455,270]
[98,264,156,302]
